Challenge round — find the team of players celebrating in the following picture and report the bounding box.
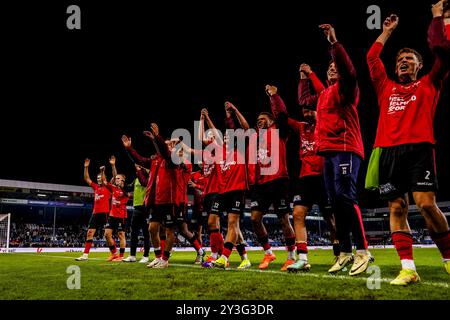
[76,3,450,286]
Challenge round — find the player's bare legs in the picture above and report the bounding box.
[278,213,296,270]
[116,231,126,261]
[213,213,240,269]
[322,211,340,256]
[250,210,275,269]
[104,228,118,261]
[178,222,205,261]
[235,228,251,269]
[206,213,223,259]
[147,221,162,267]
[287,205,312,272]
[413,192,450,275]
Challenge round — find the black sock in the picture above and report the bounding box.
[163,251,171,260]
[236,243,246,256]
[333,243,340,257]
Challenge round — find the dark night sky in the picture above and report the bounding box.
[1,0,449,208]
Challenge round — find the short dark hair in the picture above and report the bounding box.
[396,48,423,64]
[258,112,274,121]
[302,105,316,111]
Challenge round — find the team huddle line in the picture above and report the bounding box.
[76,4,450,287]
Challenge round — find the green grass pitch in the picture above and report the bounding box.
[0,248,448,300]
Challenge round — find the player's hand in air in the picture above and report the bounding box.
[201,108,209,119]
[382,14,399,33]
[109,156,116,166]
[265,85,278,97]
[224,102,237,118]
[84,158,90,168]
[143,131,154,139]
[319,24,337,44]
[121,135,132,148]
[135,164,142,171]
[432,0,444,17]
[99,166,105,172]
[150,123,159,137]
[299,63,312,79]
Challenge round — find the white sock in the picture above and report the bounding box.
[299,253,308,261]
[212,252,218,259]
[343,252,353,256]
[444,259,450,262]
[241,254,248,261]
[288,250,296,260]
[198,248,204,255]
[265,248,273,255]
[82,253,88,258]
[401,259,416,271]
[129,255,135,258]
[356,249,368,255]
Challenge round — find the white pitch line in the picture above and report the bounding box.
[14,253,449,289]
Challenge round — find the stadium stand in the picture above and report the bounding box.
[1,179,449,248]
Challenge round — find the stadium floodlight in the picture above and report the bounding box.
[37,194,47,197]
[0,213,11,253]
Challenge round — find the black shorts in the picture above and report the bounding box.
[211,190,245,216]
[250,179,290,217]
[150,204,186,228]
[88,212,108,230]
[203,193,218,214]
[191,206,208,227]
[131,206,150,228]
[105,216,127,232]
[379,143,438,201]
[292,175,331,211]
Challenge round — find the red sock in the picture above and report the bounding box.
[160,240,166,252]
[222,242,234,258]
[162,251,170,261]
[222,247,232,258]
[285,236,296,253]
[296,242,308,254]
[109,245,117,255]
[430,231,450,260]
[210,232,218,254]
[192,239,202,252]
[217,233,224,255]
[84,241,93,254]
[392,232,413,260]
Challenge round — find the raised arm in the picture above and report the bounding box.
[135,164,149,186]
[143,123,163,156]
[121,135,152,167]
[298,64,322,107]
[428,1,450,86]
[100,166,109,187]
[203,108,224,145]
[109,156,117,179]
[266,85,289,137]
[374,14,399,46]
[83,158,92,186]
[150,123,172,162]
[225,101,250,130]
[320,24,358,102]
[367,15,398,95]
[198,110,208,145]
